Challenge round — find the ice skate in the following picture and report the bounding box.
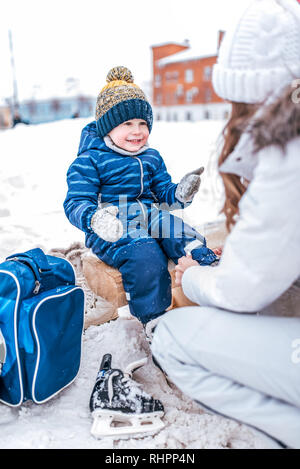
[89,353,164,439]
[0,329,6,375]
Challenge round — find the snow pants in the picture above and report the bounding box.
[86,207,216,323]
[151,306,300,449]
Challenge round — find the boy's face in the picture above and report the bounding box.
[108,119,149,152]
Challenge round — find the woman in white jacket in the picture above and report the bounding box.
[151,0,300,449]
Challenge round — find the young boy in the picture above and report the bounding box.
[64,66,216,324]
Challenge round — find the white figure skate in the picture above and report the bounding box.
[89,354,164,439]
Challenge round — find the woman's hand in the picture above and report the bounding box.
[212,246,223,257]
[175,254,200,286]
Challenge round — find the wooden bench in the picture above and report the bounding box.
[82,221,227,323]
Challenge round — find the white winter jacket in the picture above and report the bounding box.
[182,92,300,316]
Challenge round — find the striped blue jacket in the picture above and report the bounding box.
[63,121,186,234]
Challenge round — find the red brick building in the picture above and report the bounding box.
[151,32,230,121]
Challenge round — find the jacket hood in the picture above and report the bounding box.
[250,84,300,152]
[77,121,150,157]
[77,121,109,156]
[219,84,300,181]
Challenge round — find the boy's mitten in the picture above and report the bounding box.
[175,167,204,203]
[91,205,123,242]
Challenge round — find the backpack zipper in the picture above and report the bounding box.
[0,328,6,375]
[0,269,23,406]
[8,258,41,295]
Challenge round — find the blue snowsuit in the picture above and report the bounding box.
[64,121,216,323]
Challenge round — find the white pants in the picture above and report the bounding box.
[151,306,300,449]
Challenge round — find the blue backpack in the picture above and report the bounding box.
[0,248,85,407]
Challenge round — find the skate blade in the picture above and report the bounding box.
[91,410,165,440]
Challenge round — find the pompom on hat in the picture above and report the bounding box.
[212,0,300,104]
[95,66,153,138]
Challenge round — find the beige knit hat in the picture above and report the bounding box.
[212,0,300,103]
[95,66,153,137]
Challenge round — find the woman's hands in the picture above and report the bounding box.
[212,247,223,257]
[175,247,223,286]
[175,254,200,286]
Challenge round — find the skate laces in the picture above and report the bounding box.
[122,374,153,403]
[107,371,142,405]
[122,374,142,391]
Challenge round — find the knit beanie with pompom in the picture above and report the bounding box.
[212,0,300,104]
[95,66,153,138]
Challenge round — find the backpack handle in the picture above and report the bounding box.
[6,248,56,293]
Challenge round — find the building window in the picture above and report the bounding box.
[203,66,212,81]
[155,74,161,88]
[186,90,193,103]
[186,87,198,103]
[27,100,37,116]
[51,98,61,112]
[176,84,184,97]
[165,71,179,83]
[204,110,210,119]
[204,88,212,102]
[155,93,162,106]
[186,111,192,121]
[185,69,194,83]
[173,113,178,121]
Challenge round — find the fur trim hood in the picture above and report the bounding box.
[219,84,300,181]
[251,84,300,152]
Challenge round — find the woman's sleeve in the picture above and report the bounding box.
[182,141,300,312]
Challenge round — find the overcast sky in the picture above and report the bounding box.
[0,0,252,102]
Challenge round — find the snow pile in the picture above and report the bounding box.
[0,319,261,449]
[0,118,264,449]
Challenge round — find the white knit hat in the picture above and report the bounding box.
[212,0,300,103]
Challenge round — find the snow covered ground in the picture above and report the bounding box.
[0,117,265,449]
